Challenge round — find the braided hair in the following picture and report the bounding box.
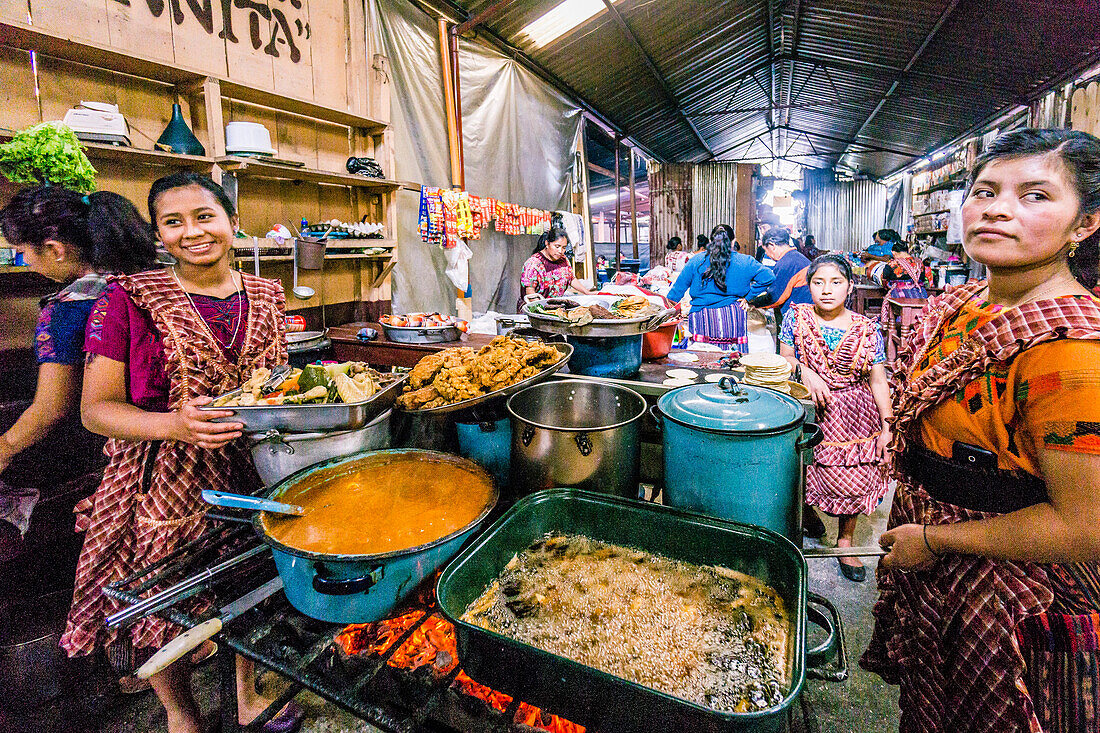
[703,224,734,292]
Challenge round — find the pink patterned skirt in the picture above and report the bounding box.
[805,382,888,516]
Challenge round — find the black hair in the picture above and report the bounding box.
[0,186,157,275]
[534,226,569,255]
[667,236,682,251]
[703,224,734,292]
[695,234,708,250]
[875,228,902,244]
[762,227,791,248]
[733,240,741,252]
[969,128,1100,288]
[804,234,816,246]
[891,241,909,253]
[148,172,236,224]
[807,253,853,283]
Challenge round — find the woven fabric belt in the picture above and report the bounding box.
[898,444,1048,514]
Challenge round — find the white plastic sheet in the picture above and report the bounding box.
[371,0,581,314]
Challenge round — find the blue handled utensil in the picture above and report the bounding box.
[201,490,306,516]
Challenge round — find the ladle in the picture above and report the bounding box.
[201,490,306,517]
[291,238,316,301]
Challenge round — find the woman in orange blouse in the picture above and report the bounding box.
[863,129,1100,733]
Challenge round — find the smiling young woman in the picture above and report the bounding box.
[61,173,299,733]
[863,129,1100,733]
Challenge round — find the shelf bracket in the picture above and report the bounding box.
[370,258,397,289]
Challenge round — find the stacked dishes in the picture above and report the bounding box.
[740,352,793,394]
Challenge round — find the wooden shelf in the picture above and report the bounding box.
[912,209,951,217]
[233,253,392,263]
[0,133,216,170]
[0,21,386,130]
[0,265,35,274]
[914,229,949,235]
[218,156,399,190]
[914,174,966,196]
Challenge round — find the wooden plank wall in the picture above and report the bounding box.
[1,1,391,318]
[647,162,694,269]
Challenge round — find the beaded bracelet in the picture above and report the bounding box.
[923,524,942,558]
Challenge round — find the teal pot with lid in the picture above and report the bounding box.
[652,377,822,543]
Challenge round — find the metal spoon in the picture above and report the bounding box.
[291,238,315,300]
[201,490,306,517]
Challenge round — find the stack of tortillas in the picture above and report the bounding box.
[740,352,793,394]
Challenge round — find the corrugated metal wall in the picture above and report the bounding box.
[805,176,888,253]
[692,162,740,241]
[648,162,693,267]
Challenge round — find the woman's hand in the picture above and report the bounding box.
[801,367,832,408]
[170,397,244,450]
[879,524,937,570]
[876,426,892,463]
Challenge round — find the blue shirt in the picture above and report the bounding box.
[864,242,893,258]
[667,252,775,309]
[766,249,813,315]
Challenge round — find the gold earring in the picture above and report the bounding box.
[1069,239,1080,257]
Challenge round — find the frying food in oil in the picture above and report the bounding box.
[461,534,791,714]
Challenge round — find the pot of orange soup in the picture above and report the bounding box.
[255,449,498,623]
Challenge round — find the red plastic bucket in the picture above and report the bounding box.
[642,319,680,360]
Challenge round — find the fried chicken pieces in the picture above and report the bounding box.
[396,336,561,409]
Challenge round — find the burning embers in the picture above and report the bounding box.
[335,611,585,733]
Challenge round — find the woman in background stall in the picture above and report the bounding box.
[664,236,690,273]
[518,227,593,310]
[780,254,892,582]
[0,188,156,547]
[62,172,299,733]
[881,240,933,299]
[865,128,1100,733]
[667,223,774,349]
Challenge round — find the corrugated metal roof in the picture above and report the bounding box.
[449,0,1100,176]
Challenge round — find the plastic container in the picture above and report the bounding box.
[642,318,681,360]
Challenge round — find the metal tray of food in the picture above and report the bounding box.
[398,342,573,416]
[203,373,407,432]
[524,295,676,337]
[436,489,813,733]
[381,323,462,344]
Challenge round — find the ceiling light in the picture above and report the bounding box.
[519,0,619,48]
[588,191,622,205]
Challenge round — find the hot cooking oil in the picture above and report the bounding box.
[460,533,790,714]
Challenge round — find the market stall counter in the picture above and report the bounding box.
[329,322,495,368]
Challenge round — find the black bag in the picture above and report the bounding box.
[346,156,386,179]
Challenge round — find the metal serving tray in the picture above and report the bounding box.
[381,323,462,344]
[201,373,407,432]
[524,295,676,337]
[436,489,809,733]
[397,342,573,416]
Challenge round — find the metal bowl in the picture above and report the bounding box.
[382,323,462,344]
[201,374,407,432]
[524,295,676,337]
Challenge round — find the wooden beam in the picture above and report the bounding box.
[629,148,638,260]
[614,134,621,268]
[454,0,519,36]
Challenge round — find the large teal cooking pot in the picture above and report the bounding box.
[653,377,821,543]
[254,449,497,623]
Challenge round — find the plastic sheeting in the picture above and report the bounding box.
[804,177,888,253]
[371,0,581,315]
